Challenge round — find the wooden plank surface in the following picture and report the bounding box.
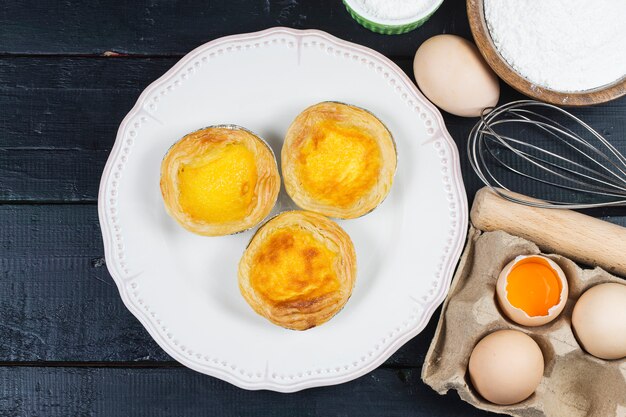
[0,366,492,417]
[2,0,626,415]
[0,57,173,202]
[0,0,472,57]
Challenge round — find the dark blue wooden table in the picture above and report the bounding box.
[1,1,624,415]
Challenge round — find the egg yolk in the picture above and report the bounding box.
[506,258,561,317]
[250,226,340,305]
[295,121,382,208]
[177,143,257,223]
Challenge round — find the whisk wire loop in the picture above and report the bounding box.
[468,100,626,209]
[482,135,626,196]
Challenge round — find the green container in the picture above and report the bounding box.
[343,0,444,35]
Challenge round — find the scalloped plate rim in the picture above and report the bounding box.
[98,27,468,392]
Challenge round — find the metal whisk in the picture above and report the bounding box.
[468,100,626,209]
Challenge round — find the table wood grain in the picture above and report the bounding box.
[0,1,624,416]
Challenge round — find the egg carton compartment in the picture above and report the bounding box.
[422,227,626,417]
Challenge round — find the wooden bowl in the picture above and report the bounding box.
[467,0,626,106]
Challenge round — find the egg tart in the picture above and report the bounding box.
[282,102,397,219]
[160,125,280,236]
[238,211,357,330]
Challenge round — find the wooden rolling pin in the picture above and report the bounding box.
[471,187,626,277]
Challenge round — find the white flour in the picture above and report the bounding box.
[484,0,626,92]
[354,0,433,20]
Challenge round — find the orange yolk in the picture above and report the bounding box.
[505,258,561,317]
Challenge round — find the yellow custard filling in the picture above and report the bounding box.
[178,143,258,223]
[250,226,339,305]
[295,121,382,208]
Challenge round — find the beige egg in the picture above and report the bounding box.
[413,34,500,117]
[469,330,544,405]
[572,282,626,360]
[496,255,568,327]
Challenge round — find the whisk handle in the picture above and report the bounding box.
[471,187,626,277]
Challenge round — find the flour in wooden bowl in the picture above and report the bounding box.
[484,0,626,92]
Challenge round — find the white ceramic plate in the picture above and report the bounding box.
[99,27,467,392]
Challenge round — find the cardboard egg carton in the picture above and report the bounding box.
[422,227,626,417]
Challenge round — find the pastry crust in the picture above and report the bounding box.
[282,102,397,219]
[160,125,280,236]
[238,211,357,330]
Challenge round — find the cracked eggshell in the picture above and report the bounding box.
[496,255,568,327]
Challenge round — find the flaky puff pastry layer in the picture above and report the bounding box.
[282,102,397,219]
[238,211,357,330]
[160,125,280,236]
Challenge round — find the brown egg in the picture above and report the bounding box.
[572,282,626,360]
[468,330,544,405]
[413,34,500,117]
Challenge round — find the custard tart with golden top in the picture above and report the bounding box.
[160,125,280,236]
[282,102,396,219]
[238,211,357,330]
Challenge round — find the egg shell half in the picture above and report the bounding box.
[572,282,626,360]
[468,329,544,405]
[413,34,500,117]
[496,255,569,327]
